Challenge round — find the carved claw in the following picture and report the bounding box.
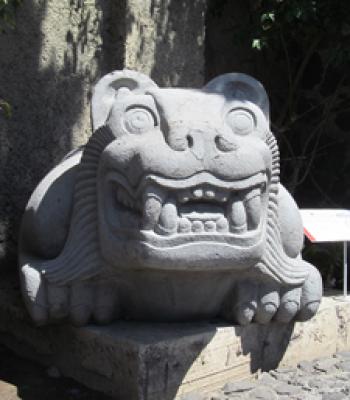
[21,265,120,326]
[296,263,323,321]
[222,264,322,325]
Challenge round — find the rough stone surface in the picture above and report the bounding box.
[248,386,278,400]
[314,358,338,373]
[223,380,256,394]
[0,0,207,270]
[298,360,314,373]
[0,273,349,400]
[0,0,119,269]
[19,69,322,327]
[201,348,350,400]
[0,343,110,400]
[125,0,207,87]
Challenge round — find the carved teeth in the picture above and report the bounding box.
[142,195,162,230]
[204,189,215,199]
[178,217,191,233]
[177,186,231,203]
[204,220,216,232]
[147,183,263,235]
[228,197,247,233]
[245,186,261,201]
[216,217,229,232]
[115,177,265,236]
[193,188,203,198]
[142,198,162,231]
[192,220,204,233]
[245,195,261,230]
[243,186,262,230]
[155,199,178,235]
[142,185,167,230]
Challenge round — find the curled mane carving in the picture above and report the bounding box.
[27,126,114,285]
[257,130,308,286]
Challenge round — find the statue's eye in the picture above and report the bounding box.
[226,108,255,135]
[123,106,156,134]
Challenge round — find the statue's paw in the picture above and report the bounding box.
[91,280,119,325]
[296,263,323,321]
[21,265,49,325]
[223,265,322,326]
[263,263,322,324]
[62,280,119,326]
[21,265,119,326]
[222,281,296,325]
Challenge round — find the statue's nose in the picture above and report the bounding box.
[167,127,238,158]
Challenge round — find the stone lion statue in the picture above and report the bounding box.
[19,70,322,326]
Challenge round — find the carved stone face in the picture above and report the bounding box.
[97,87,272,271]
[19,70,322,326]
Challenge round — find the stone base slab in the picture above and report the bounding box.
[1,274,350,399]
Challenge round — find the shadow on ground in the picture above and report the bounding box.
[0,344,112,400]
[236,321,295,373]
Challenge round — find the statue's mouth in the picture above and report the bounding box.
[103,170,269,239]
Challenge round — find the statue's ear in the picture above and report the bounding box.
[204,73,269,121]
[92,70,158,131]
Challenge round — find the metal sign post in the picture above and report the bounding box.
[344,241,348,298]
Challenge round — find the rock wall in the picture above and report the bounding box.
[0,0,110,267]
[124,0,207,87]
[0,0,207,268]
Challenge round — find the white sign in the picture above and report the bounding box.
[300,209,350,299]
[300,209,350,243]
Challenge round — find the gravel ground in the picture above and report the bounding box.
[1,343,350,400]
[181,352,350,400]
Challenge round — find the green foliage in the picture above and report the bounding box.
[252,0,350,61]
[245,0,350,197]
[0,99,11,118]
[246,1,350,287]
[0,0,21,32]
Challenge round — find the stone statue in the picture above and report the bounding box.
[19,70,322,326]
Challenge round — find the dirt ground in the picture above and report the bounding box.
[0,344,112,400]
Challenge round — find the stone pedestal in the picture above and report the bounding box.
[1,274,349,399]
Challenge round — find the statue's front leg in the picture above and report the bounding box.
[21,264,120,326]
[221,183,322,326]
[221,263,322,325]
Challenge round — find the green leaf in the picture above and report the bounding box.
[0,99,12,118]
[261,12,275,23]
[261,12,275,30]
[252,38,262,50]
